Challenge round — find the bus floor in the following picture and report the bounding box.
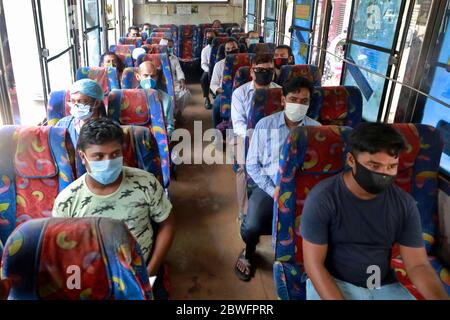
[166,84,276,300]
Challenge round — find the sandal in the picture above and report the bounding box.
[234,249,252,281]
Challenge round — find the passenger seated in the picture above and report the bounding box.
[101,51,125,82]
[231,53,281,219]
[55,79,104,148]
[273,45,295,81]
[128,25,140,38]
[200,30,217,110]
[161,38,191,123]
[142,23,152,35]
[235,77,321,281]
[301,123,448,300]
[136,61,175,139]
[245,30,260,50]
[210,39,240,128]
[212,19,222,29]
[52,118,175,299]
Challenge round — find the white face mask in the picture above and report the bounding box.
[70,103,93,121]
[284,102,308,123]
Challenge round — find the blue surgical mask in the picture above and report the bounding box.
[70,103,93,121]
[86,156,123,185]
[140,78,157,89]
[249,38,259,45]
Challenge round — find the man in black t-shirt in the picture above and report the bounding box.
[300,123,448,300]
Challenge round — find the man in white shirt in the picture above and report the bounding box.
[231,53,281,224]
[162,38,191,122]
[200,30,217,110]
[210,39,240,128]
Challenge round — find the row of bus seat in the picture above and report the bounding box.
[129,23,243,64]
[47,89,171,188]
[0,123,168,243]
[272,124,450,299]
[82,54,176,98]
[1,217,153,300]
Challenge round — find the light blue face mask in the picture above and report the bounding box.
[86,156,123,185]
[140,78,157,89]
[70,103,93,121]
[249,38,259,45]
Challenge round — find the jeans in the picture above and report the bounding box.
[306,278,416,300]
[212,96,222,129]
[200,72,211,98]
[240,187,274,259]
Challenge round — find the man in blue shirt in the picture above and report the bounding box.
[301,123,448,300]
[136,61,175,140]
[235,77,321,281]
[55,79,105,151]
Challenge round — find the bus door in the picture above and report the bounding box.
[80,0,103,67]
[263,0,278,43]
[246,0,258,32]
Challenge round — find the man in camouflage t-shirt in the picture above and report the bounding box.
[52,118,175,281]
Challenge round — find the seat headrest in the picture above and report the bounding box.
[1,218,152,300]
[394,124,421,171]
[291,126,350,174]
[14,127,58,179]
[108,89,151,125]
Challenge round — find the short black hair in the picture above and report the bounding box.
[78,118,124,152]
[128,26,139,32]
[252,53,274,65]
[275,45,294,58]
[282,77,314,97]
[349,123,406,157]
[225,38,239,47]
[206,30,218,37]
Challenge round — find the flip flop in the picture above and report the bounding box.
[234,249,252,281]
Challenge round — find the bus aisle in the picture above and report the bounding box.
[166,83,276,299]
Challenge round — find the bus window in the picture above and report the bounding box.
[3,0,45,125]
[83,0,102,67]
[342,0,404,122]
[246,0,257,32]
[321,0,352,86]
[420,2,450,174]
[263,0,278,43]
[290,0,315,64]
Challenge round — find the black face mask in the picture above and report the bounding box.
[274,58,289,69]
[226,49,239,55]
[254,70,274,86]
[352,158,396,194]
[207,37,214,45]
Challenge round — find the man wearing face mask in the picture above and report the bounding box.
[246,31,260,50]
[52,118,175,299]
[301,123,448,300]
[200,30,217,110]
[273,45,295,81]
[161,38,191,122]
[101,51,125,83]
[210,39,240,128]
[136,61,174,139]
[231,53,281,225]
[141,23,152,40]
[55,79,105,151]
[234,77,320,281]
[128,26,140,38]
